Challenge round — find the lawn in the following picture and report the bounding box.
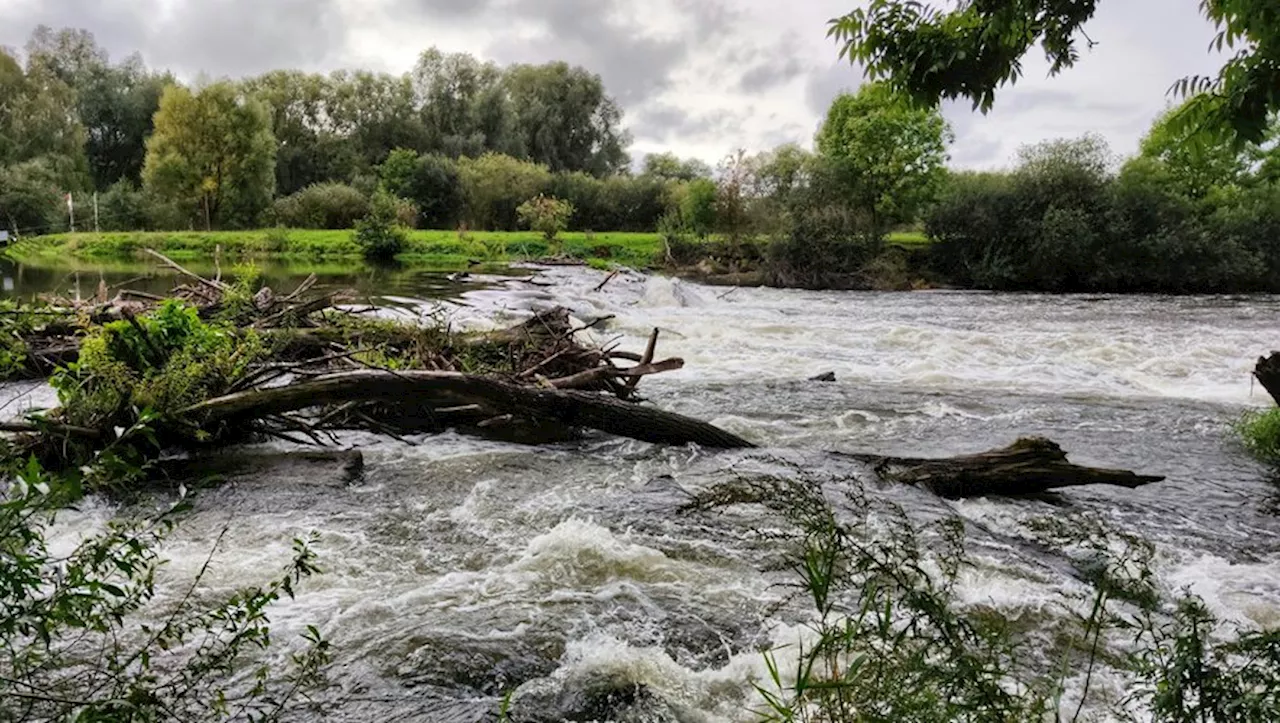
[7,229,667,270]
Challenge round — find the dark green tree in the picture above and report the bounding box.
[504,62,630,176]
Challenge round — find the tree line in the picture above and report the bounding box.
[0,26,641,235]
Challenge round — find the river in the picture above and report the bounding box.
[36,264,1280,722]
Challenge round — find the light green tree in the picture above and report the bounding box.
[142,82,276,229]
[457,153,551,230]
[816,82,952,236]
[517,195,575,253]
[1137,101,1275,198]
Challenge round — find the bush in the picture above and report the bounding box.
[458,153,551,231]
[0,159,65,236]
[379,150,463,229]
[1237,408,1280,464]
[271,182,370,229]
[517,194,574,243]
[682,178,717,238]
[97,180,152,232]
[353,190,409,261]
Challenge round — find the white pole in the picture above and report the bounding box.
[67,193,76,233]
[93,192,100,233]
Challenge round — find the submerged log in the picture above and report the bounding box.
[1254,352,1280,406]
[181,370,755,449]
[841,437,1164,498]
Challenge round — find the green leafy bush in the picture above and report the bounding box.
[353,190,409,262]
[271,182,370,229]
[516,194,574,245]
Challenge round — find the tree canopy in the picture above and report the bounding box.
[829,0,1280,144]
[816,83,952,233]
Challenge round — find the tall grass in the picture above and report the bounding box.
[683,472,1280,722]
[1236,408,1280,464]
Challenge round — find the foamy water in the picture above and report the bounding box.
[36,267,1280,722]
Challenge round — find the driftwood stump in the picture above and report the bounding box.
[842,437,1164,498]
[1255,352,1280,406]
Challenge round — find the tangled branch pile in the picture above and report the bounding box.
[0,251,751,487]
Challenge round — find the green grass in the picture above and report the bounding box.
[1236,407,1280,464]
[887,230,930,247]
[8,230,666,271]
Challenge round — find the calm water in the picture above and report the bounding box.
[35,265,1280,722]
[0,257,490,308]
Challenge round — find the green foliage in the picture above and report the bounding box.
[378,150,464,229]
[271,182,370,229]
[516,194,574,245]
[51,300,265,429]
[502,61,630,176]
[682,178,718,239]
[641,152,712,182]
[457,153,551,231]
[1236,408,1280,464]
[926,134,1280,293]
[829,0,1280,145]
[142,82,277,230]
[353,190,409,261]
[688,475,1280,723]
[816,83,952,235]
[0,457,329,721]
[97,179,152,231]
[0,158,66,235]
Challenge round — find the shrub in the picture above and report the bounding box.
[97,180,152,232]
[0,158,65,236]
[517,194,574,244]
[682,178,717,239]
[1237,408,1280,464]
[353,190,409,262]
[271,182,370,229]
[458,153,551,231]
[380,150,463,229]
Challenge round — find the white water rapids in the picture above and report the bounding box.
[43,267,1280,721]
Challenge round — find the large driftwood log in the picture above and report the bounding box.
[181,370,755,449]
[841,437,1164,498]
[1255,352,1280,406]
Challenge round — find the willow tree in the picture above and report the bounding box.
[829,0,1280,144]
[142,82,276,229]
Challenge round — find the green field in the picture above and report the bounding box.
[6,229,932,274]
[8,229,667,270]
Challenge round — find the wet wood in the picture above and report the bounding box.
[182,370,754,449]
[840,437,1164,498]
[1254,352,1280,406]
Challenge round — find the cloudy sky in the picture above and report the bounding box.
[0,0,1228,169]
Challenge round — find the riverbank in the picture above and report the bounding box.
[6,229,667,270]
[4,229,931,277]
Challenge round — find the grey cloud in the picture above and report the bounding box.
[737,36,806,93]
[0,0,350,79]
[631,103,742,143]
[805,62,861,115]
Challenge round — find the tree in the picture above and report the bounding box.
[504,62,630,176]
[412,48,522,159]
[816,83,952,236]
[328,70,425,172]
[243,70,356,195]
[1137,101,1273,198]
[682,178,718,239]
[25,26,168,190]
[517,194,574,244]
[642,152,713,181]
[378,149,464,228]
[457,153,551,230]
[143,83,276,229]
[829,0,1280,144]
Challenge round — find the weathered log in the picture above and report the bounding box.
[840,437,1164,498]
[180,370,755,449]
[1254,352,1280,406]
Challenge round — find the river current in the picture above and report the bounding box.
[41,266,1280,722]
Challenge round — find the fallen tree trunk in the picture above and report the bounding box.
[840,437,1164,498]
[1255,352,1280,406]
[181,370,755,449]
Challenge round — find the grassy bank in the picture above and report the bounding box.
[7,229,666,270]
